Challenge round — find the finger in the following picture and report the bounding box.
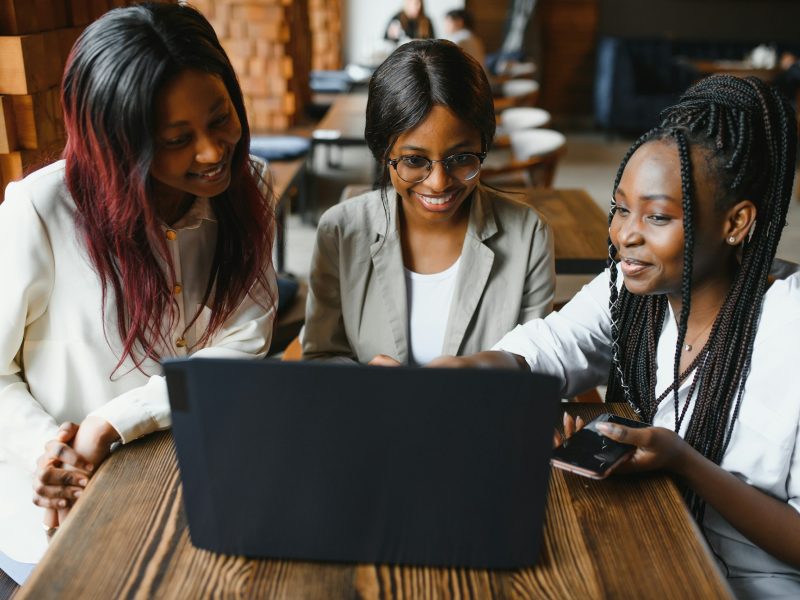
[58,507,71,523]
[595,422,630,442]
[44,441,93,472]
[43,508,58,529]
[604,452,635,476]
[37,466,90,487]
[33,482,84,501]
[55,422,79,443]
[562,412,575,439]
[575,415,585,431]
[33,494,71,509]
[552,428,563,448]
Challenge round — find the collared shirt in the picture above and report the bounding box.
[494,269,800,588]
[0,160,276,563]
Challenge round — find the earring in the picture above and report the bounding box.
[728,236,736,244]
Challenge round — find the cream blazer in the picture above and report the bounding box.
[303,186,555,363]
[0,160,276,563]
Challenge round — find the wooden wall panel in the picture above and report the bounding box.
[192,0,311,132]
[467,0,598,118]
[309,0,342,71]
[0,94,17,153]
[538,0,598,116]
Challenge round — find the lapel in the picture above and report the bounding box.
[370,192,409,363]
[441,187,497,356]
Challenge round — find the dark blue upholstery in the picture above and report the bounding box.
[250,135,311,161]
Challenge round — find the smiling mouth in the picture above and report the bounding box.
[188,157,229,181]
[413,190,460,210]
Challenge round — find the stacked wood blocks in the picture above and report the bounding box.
[0,1,176,202]
[192,0,312,132]
[309,0,342,71]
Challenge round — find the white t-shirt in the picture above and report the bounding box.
[494,269,800,591]
[404,257,461,365]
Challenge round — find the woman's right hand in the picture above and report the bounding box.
[368,354,402,367]
[33,422,92,511]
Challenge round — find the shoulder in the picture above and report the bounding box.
[317,188,386,235]
[1,160,74,226]
[478,186,547,232]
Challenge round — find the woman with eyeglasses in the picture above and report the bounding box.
[302,40,555,365]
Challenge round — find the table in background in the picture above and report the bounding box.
[268,157,306,273]
[18,403,730,599]
[684,58,780,83]
[516,187,608,274]
[311,92,368,168]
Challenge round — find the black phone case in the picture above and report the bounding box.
[551,413,648,478]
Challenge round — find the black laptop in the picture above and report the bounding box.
[163,358,560,569]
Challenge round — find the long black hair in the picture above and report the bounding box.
[605,75,797,520]
[62,2,275,372]
[365,39,495,225]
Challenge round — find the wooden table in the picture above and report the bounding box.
[684,58,780,83]
[312,93,369,147]
[268,156,306,273]
[19,403,731,599]
[517,188,608,274]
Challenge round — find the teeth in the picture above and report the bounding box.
[192,164,224,178]
[417,192,455,205]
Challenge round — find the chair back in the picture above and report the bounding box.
[494,78,540,111]
[499,107,551,133]
[509,129,566,188]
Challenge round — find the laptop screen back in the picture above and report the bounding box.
[164,358,560,569]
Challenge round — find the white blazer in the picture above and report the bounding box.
[0,160,276,563]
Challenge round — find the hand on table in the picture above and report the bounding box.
[35,416,119,531]
[35,422,93,533]
[368,354,402,367]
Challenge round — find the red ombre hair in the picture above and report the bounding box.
[61,3,275,372]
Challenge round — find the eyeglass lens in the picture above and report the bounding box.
[395,154,482,183]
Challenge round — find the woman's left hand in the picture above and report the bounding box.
[595,422,689,474]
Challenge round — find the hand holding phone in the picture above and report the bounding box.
[551,413,649,479]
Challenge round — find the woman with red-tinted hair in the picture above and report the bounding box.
[0,3,276,582]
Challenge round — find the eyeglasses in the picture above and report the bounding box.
[387,152,487,183]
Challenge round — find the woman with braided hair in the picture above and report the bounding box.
[429,74,800,596]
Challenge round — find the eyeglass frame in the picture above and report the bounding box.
[386,151,488,183]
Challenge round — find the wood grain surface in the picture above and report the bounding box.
[19,404,731,599]
[505,187,608,274]
[312,93,368,145]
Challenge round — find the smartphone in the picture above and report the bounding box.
[551,413,649,480]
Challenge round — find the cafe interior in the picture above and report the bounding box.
[2,0,800,598]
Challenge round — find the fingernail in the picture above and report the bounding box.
[86,464,94,472]
[562,411,569,426]
[74,490,82,498]
[58,499,67,507]
[79,479,88,486]
[596,422,613,434]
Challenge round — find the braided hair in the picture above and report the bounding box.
[605,75,797,520]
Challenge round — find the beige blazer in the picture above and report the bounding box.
[303,185,555,363]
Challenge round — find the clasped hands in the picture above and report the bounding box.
[33,416,119,532]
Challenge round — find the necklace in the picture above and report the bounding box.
[682,318,715,352]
